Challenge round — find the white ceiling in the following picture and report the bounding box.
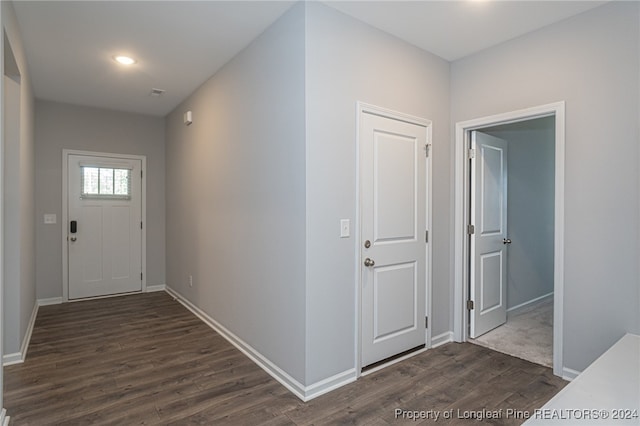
[12,1,607,117]
[327,1,608,61]
[12,1,296,116]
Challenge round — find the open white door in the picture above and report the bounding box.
[470,132,509,338]
[360,110,428,368]
[67,154,142,299]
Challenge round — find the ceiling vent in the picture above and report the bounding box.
[150,88,165,97]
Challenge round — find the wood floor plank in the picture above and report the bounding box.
[4,292,566,425]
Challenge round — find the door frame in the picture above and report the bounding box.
[453,101,565,377]
[62,149,147,302]
[355,102,433,375]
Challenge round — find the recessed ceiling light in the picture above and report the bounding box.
[114,55,136,65]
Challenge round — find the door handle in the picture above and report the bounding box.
[364,258,375,267]
[502,238,512,245]
[70,237,77,242]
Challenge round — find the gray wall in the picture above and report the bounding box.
[484,117,555,309]
[165,5,307,383]
[3,0,36,358]
[35,100,165,299]
[452,2,639,371]
[304,2,450,383]
[164,2,451,387]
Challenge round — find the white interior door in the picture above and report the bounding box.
[470,131,509,338]
[67,154,142,299]
[361,111,427,368]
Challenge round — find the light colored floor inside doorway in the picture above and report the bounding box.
[471,297,553,367]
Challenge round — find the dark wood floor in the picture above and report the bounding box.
[5,292,566,425]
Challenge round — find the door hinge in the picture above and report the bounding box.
[140,272,143,281]
[140,221,143,229]
[425,316,428,328]
[425,230,429,243]
[467,224,475,235]
[467,300,474,310]
[468,148,476,159]
[141,170,143,179]
[424,144,431,158]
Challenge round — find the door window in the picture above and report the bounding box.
[81,166,131,199]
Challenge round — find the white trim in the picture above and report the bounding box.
[562,367,581,381]
[62,149,147,302]
[0,409,8,426]
[21,302,37,359]
[165,286,355,401]
[358,102,431,127]
[453,102,565,378]
[37,297,63,306]
[507,292,554,315]
[0,25,5,423]
[2,352,22,366]
[355,102,433,375]
[431,331,454,348]
[3,302,37,366]
[1,10,6,422]
[425,120,433,351]
[354,103,363,377]
[145,284,166,293]
[304,368,357,400]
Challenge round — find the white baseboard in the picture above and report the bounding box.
[0,408,8,426]
[145,284,166,292]
[37,297,63,306]
[3,352,23,365]
[431,331,454,348]
[507,292,553,315]
[164,286,355,401]
[305,368,357,400]
[4,302,38,366]
[562,367,581,381]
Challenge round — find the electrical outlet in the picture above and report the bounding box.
[188,274,193,287]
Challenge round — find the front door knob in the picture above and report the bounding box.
[364,258,375,267]
[503,238,512,245]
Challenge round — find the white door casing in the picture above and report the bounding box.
[454,102,565,377]
[470,132,508,338]
[360,107,429,368]
[67,154,143,299]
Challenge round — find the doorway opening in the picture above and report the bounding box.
[468,118,555,368]
[453,102,565,377]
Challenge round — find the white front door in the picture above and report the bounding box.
[360,110,428,368]
[67,154,142,299]
[470,131,509,338]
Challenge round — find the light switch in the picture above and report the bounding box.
[44,214,57,224]
[340,219,350,238]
